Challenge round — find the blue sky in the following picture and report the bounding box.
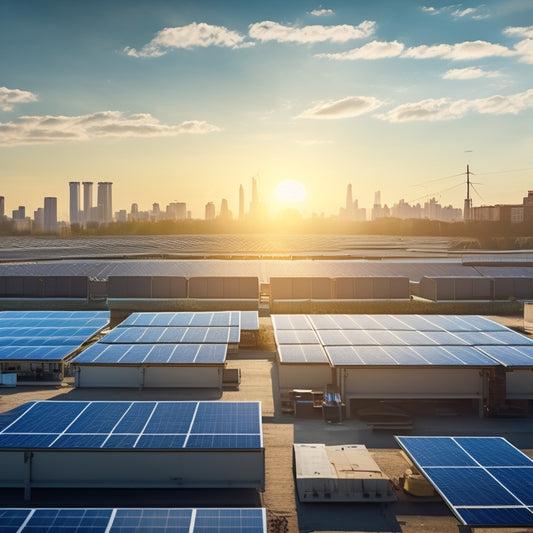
[1,0,532,220]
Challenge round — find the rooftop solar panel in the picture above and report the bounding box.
[477,345,533,367]
[0,311,109,363]
[0,508,267,532]
[119,311,243,328]
[240,310,260,331]
[325,345,498,367]
[0,401,262,451]
[72,343,227,365]
[275,329,321,345]
[396,436,533,528]
[278,344,329,364]
[100,326,240,344]
[271,314,313,330]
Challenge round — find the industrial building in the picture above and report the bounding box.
[0,311,109,384]
[71,311,258,389]
[0,400,265,499]
[273,314,533,417]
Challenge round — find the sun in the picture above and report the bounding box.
[274,180,307,204]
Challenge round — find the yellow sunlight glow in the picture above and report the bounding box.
[274,180,307,203]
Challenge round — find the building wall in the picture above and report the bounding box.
[506,370,533,399]
[343,368,483,398]
[278,364,333,392]
[0,450,265,491]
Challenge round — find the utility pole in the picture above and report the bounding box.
[463,164,472,222]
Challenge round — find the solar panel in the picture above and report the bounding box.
[271,314,313,330]
[325,345,498,367]
[278,344,329,364]
[100,326,240,344]
[119,311,243,328]
[396,436,533,528]
[72,343,227,365]
[477,345,533,367]
[0,508,267,532]
[275,329,321,345]
[0,401,263,450]
[0,311,109,362]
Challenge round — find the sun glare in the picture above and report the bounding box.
[274,180,307,204]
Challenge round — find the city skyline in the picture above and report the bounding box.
[1,0,532,220]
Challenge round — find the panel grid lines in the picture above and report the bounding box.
[0,508,267,532]
[396,436,533,527]
[273,314,530,367]
[0,401,263,451]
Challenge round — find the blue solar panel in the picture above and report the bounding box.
[396,436,533,527]
[0,311,109,362]
[0,508,267,532]
[0,401,262,451]
[277,344,329,364]
[72,343,227,365]
[271,314,313,330]
[275,329,321,345]
[477,345,533,367]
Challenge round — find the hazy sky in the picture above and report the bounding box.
[1,0,532,220]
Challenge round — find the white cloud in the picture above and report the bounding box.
[514,39,533,63]
[0,111,221,146]
[310,8,335,17]
[379,89,533,122]
[452,7,476,17]
[442,67,502,79]
[403,40,515,60]
[248,20,375,44]
[124,22,249,57]
[315,40,404,60]
[0,87,38,112]
[298,96,384,119]
[504,25,533,39]
[422,5,489,19]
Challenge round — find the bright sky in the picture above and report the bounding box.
[1,0,532,220]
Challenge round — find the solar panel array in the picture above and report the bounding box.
[72,311,258,366]
[273,314,533,367]
[0,401,262,450]
[0,311,109,362]
[0,508,267,532]
[396,436,533,528]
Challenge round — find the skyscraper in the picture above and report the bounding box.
[0,196,4,219]
[205,202,215,220]
[43,197,57,233]
[239,184,244,220]
[69,182,80,225]
[346,184,353,212]
[82,181,93,223]
[97,181,113,224]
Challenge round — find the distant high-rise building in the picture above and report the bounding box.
[82,182,93,223]
[33,207,44,231]
[12,206,25,220]
[0,196,4,219]
[346,184,353,212]
[205,202,215,220]
[97,181,113,224]
[239,184,244,220]
[220,198,231,220]
[43,197,58,233]
[69,182,80,225]
[131,203,139,215]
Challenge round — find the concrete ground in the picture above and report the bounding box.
[1,317,533,532]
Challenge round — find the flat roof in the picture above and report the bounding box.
[396,436,533,528]
[273,314,533,368]
[72,343,227,365]
[0,401,263,451]
[0,311,109,362]
[0,508,267,532]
